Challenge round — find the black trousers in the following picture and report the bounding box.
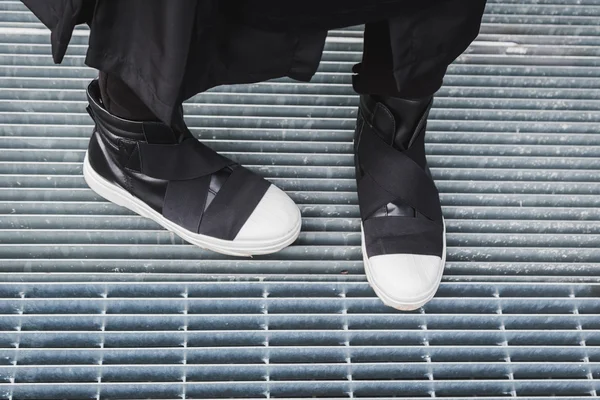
[23,0,486,124]
[234,0,487,98]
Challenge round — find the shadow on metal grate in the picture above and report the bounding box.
[1,0,600,398]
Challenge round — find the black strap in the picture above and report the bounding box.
[162,175,211,233]
[363,216,444,257]
[356,101,444,258]
[138,138,233,180]
[198,166,271,240]
[357,119,442,222]
[357,172,397,221]
[136,136,270,241]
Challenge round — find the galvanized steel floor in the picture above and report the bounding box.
[1,0,600,398]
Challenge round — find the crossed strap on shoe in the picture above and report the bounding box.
[130,136,270,241]
[356,101,444,258]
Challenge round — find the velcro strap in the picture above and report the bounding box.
[363,216,444,258]
[357,121,442,222]
[198,166,271,240]
[138,138,233,180]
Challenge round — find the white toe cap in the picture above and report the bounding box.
[366,253,444,310]
[234,184,301,242]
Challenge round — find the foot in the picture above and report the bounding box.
[354,94,446,310]
[83,80,301,256]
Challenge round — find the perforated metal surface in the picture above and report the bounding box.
[1,0,600,398]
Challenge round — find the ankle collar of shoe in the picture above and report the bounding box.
[87,80,179,144]
[359,94,433,150]
[360,94,432,121]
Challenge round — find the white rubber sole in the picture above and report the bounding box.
[83,152,301,257]
[361,218,446,311]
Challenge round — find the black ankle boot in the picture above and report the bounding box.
[354,93,445,310]
[83,80,301,256]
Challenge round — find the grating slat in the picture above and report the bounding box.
[1,0,600,398]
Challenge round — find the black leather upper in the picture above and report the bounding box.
[87,80,173,213]
[87,79,235,215]
[354,93,444,257]
[85,79,270,240]
[356,94,433,219]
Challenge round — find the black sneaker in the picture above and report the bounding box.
[354,94,446,310]
[83,80,301,256]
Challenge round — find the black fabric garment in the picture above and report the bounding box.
[98,72,158,121]
[22,0,486,125]
[353,1,486,98]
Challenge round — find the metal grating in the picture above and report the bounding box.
[1,0,600,398]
